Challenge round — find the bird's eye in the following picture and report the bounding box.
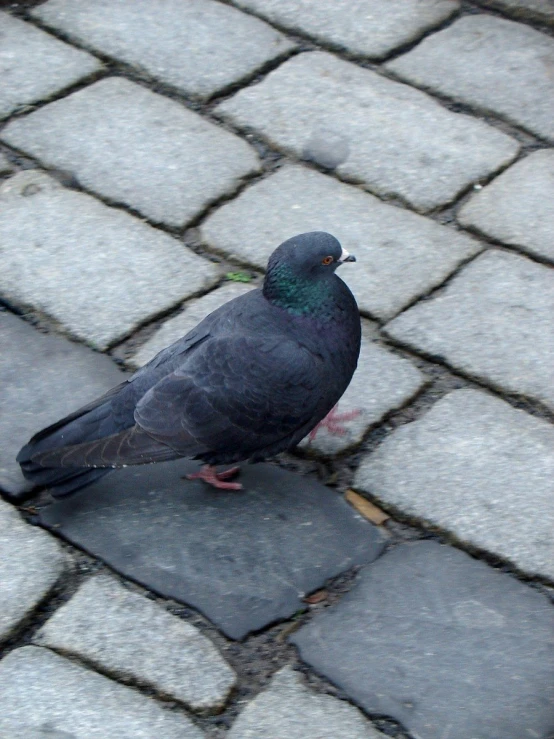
[321,255,334,265]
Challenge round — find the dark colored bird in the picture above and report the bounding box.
[18,232,360,496]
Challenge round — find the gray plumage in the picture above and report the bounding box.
[18,232,360,497]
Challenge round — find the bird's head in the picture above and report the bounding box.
[263,232,356,314]
[266,232,355,278]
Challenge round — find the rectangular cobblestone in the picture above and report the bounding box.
[0,12,101,119]
[474,0,554,26]
[216,52,519,212]
[0,310,127,498]
[458,150,554,263]
[33,0,295,100]
[231,0,459,59]
[229,666,386,738]
[1,77,260,227]
[40,461,386,640]
[384,250,554,410]
[201,165,483,320]
[34,574,236,713]
[386,15,554,142]
[0,646,204,738]
[293,540,554,739]
[0,501,66,642]
[0,170,219,349]
[354,390,554,580]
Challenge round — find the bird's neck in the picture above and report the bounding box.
[263,264,334,317]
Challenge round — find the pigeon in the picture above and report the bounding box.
[17,232,360,495]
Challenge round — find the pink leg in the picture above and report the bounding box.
[308,404,361,441]
[186,464,242,490]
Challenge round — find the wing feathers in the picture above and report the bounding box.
[31,425,181,468]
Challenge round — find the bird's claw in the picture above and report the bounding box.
[308,405,361,441]
[185,464,242,490]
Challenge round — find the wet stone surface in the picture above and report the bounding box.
[201,164,483,320]
[0,646,205,738]
[0,500,66,642]
[0,11,101,120]
[458,150,554,263]
[384,249,554,411]
[231,0,459,59]
[34,573,236,713]
[0,171,220,349]
[0,310,128,498]
[1,77,260,228]
[33,0,295,100]
[355,389,554,580]
[216,52,519,213]
[387,15,554,142]
[39,460,386,640]
[228,666,387,738]
[292,541,554,739]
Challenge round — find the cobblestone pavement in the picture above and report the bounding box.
[1,1,553,737]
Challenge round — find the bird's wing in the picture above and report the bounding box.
[134,333,324,457]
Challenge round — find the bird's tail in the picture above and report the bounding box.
[18,461,111,498]
[17,381,127,498]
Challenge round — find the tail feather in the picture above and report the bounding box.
[41,468,112,499]
[30,425,181,469]
[17,380,137,497]
[18,381,129,466]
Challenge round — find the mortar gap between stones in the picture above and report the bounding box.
[380,331,554,425]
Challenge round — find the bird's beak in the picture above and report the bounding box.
[339,248,356,263]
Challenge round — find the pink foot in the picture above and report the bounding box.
[308,404,361,441]
[186,464,242,490]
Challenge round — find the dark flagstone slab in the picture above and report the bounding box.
[39,461,385,639]
[0,310,128,499]
[292,541,554,739]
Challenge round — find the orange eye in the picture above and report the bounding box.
[321,255,334,265]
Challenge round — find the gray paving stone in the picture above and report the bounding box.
[0,646,204,738]
[34,574,236,713]
[475,0,554,25]
[39,460,386,640]
[384,250,554,410]
[33,0,294,101]
[202,165,483,319]
[216,52,519,212]
[0,12,101,120]
[1,77,260,227]
[300,326,426,455]
[0,501,66,642]
[0,171,219,349]
[130,282,256,368]
[386,15,554,142]
[293,541,554,739]
[354,389,554,579]
[228,666,386,739]
[0,152,14,174]
[231,0,459,59]
[0,310,128,498]
[458,150,554,262]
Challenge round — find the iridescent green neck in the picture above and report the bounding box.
[263,263,332,317]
